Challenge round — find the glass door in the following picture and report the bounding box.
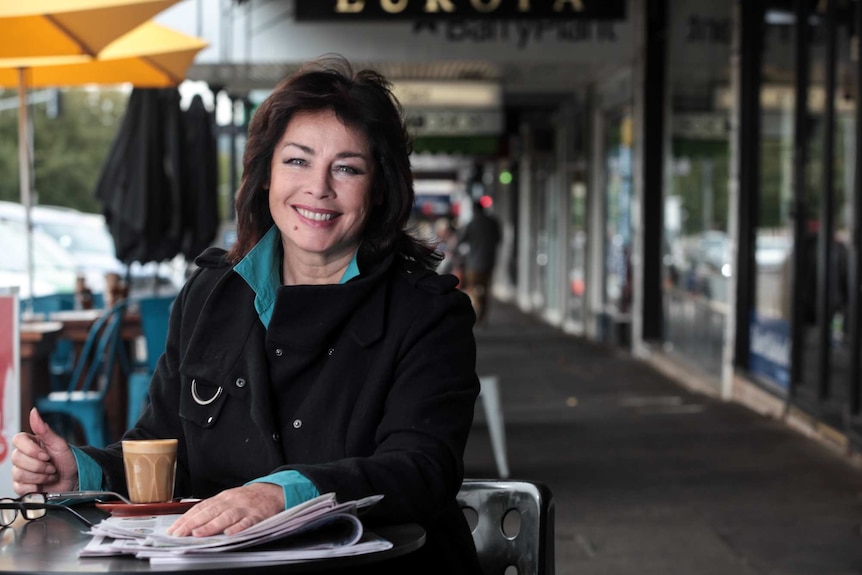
[601,107,633,345]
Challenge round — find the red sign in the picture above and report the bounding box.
[0,293,19,474]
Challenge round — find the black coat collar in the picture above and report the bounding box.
[180,252,396,380]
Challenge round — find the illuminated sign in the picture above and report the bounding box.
[393,81,502,108]
[405,109,503,135]
[295,0,626,21]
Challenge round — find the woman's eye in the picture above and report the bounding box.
[335,165,361,175]
[284,158,307,166]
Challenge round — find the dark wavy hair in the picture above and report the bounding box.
[226,55,440,271]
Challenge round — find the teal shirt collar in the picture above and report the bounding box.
[234,225,360,327]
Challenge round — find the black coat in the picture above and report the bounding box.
[83,247,482,573]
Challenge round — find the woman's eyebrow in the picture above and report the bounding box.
[281,143,365,160]
[335,151,368,160]
[283,141,313,154]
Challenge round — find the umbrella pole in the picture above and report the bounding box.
[17,68,34,313]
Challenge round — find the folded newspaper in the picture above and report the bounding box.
[80,493,393,563]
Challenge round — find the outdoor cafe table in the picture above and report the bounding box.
[0,507,426,574]
[18,308,143,443]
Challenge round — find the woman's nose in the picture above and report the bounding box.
[307,166,334,197]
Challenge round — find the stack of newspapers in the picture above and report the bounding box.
[80,493,393,564]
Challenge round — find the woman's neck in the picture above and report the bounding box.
[281,249,354,286]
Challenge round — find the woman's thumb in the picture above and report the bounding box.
[28,408,65,451]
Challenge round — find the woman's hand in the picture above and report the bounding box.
[166,482,285,537]
[10,408,78,495]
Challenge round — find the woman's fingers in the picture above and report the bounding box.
[171,505,257,537]
[11,433,56,473]
[11,431,50,461]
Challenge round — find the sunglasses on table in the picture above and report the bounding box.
[0,491,131,529]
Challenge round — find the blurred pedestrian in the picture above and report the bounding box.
[433,217,459,276]
[458,200,501,327]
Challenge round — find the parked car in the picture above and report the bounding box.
[0,219,78,299]
[0,201,185,296]
[673,231,732,302]
[755,233,791,272]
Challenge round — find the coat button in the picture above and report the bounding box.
[292,419,302,429]
[235,377,246,388]
[327,348,334,356]
[275,348,284,357]
[272,432,280,442]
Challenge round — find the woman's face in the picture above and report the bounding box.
[268,109,375,265]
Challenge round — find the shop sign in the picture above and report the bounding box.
[295,0,626,21]
[393,81,502,108]
[672,113,728,140]
[405,109,503,135]
[748,313,790,393]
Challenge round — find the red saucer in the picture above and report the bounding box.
[94,499,200,516]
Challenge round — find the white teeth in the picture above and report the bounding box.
[296,208,334,221]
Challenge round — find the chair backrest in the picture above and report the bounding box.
[136,295,174,373]
[66,300,128,395]
[457,479,555,575]
[26,293,76,315]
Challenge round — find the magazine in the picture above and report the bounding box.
[80,493,392,561]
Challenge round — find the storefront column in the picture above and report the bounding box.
[586,103,606,340]
[516,124,535,311]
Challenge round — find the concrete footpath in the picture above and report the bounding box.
[463,300,862,575]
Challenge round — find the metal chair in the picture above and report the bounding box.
[457,479,555,575]
[126,294,174,426]
[35,300,129,448]
[478,375,509,478]
[26,293,77,315]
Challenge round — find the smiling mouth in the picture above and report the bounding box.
[295,207,336,222]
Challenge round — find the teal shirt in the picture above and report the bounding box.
[75,225,361,507]
[234,225,360,328]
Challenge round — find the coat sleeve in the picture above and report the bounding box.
[286,277,480,525]
[78,263,212,495]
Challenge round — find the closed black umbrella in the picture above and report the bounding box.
[95,87,185,265]
[180,94,219,260]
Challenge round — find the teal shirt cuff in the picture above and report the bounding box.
[70,446,104,491]
[246,470,319,510]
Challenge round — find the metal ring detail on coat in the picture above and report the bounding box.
[191,380,223,406]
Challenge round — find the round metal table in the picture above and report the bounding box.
[0,507,425,574]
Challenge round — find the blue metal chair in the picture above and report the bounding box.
[126,295,175,426]
[26,293,76,315]
[35,300,129,448]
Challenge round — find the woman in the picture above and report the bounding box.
[11,56,482,573]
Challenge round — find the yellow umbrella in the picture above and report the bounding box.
[0,0,181,65]
[0,0,184,307]
[0,22,208,88]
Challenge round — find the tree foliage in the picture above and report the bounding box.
[0,88,129,212]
